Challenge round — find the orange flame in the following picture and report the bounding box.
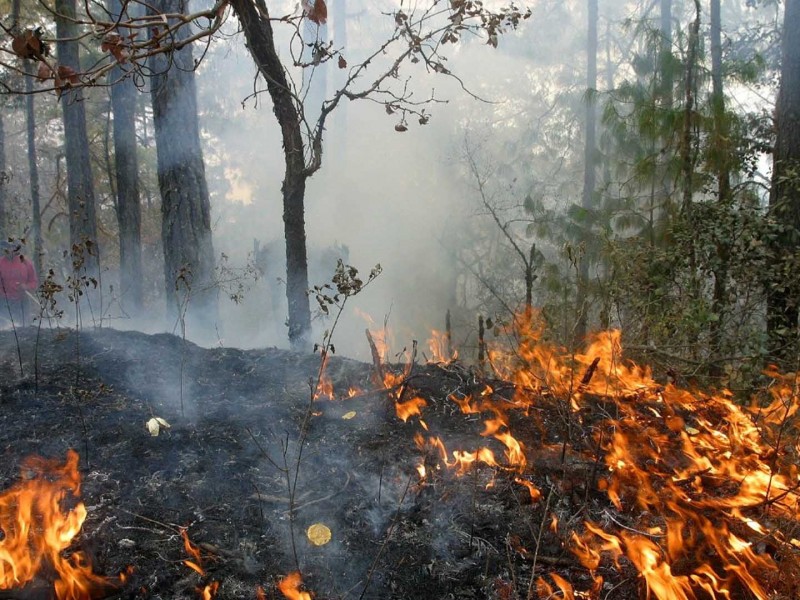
[200,581,220,600]
[426,329,457,363]
[181,529,205,576]
[395,396,427,422]
[0,450,122,599]
[314,351,334,400]
[278,571,312,600]
[180,529,219,600]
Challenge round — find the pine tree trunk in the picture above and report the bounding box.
[55,0,100,277]
[149,0,217,334]
[708,0,731,377]
[680,0,701,301]
[0,111,6,237]
[575,0,598,346]
[108,0,144,314]
[767,0,800,365]
[25,64,43,276]
[230,0,312,351]
[13,0,40,270]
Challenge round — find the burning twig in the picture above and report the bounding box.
[577,356,601,392]
[365,328,386,386]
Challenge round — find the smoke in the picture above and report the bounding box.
[194,12,535,358]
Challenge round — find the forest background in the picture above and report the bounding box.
[0,0,794,394]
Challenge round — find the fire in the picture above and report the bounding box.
[395,396,427,422]
[181,528,205,575]
[0,450,122,599]
[314,351,335,400]
[426,329,457,363]
[399,312,799,599]
[278,571,313,600]
[180,528,218,600]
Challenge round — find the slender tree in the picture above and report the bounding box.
[12,0,42,270]
[149,0,217,332]
[229,0,528,350]
[25,64,43,275]
[55,0,100,276]
[575,0,598,344]
[707,0,732,375]
[680,0,701,290]
[767,0,800,364]
[0,107,5,238]
[107,0,143,314]
[231,0,311,349]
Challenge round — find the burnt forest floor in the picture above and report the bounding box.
[0,325,784,600]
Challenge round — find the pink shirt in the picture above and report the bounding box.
[0,256,38,300]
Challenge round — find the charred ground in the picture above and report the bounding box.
[0,327,793,600]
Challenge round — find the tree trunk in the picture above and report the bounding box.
[108,0,144,315]
[708,0,731,377]
[332,0,348,152]
[25,64,43,276]
[55,0,100,277]
[680,0,701,300]
[148,0,217,334]
[767,0,800,365]
[230,0,312,351]
[659,0,672,108]
[575,0,598,346]
[0,111,6,238]
[16,0,40,271]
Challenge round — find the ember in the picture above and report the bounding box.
[278,571,312,600]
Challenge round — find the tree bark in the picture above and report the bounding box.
[108,0,144,314]
[55,0,100,277]
[575,0,598,345]
[680,0,701,302]
[25,64,43,276]
[767,0,800,364]
[0,111,6,238]
[11,0,41,268]
[659,0,672,108]
[148,0,217,333]
[230,0,312,351]
[708,0,731,376]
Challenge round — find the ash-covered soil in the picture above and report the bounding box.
[0,327,673,599]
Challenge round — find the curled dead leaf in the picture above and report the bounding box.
[57,65,80,85]
[101,32,131,64]
[36,62,52,82]
[11,28,50,60]
[394,123,408,132]
[338,55,347,69]
[303,0,327,25]
[146,417,171,437]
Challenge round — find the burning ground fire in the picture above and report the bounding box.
[3,314,800,599]
[0,449,126,599]
[303,313,800,598]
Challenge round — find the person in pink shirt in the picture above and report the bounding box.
[0,240,39,327]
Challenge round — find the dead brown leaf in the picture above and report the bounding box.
[304,0,327,25]
[36,62,52,82]
[11,28,49,60]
